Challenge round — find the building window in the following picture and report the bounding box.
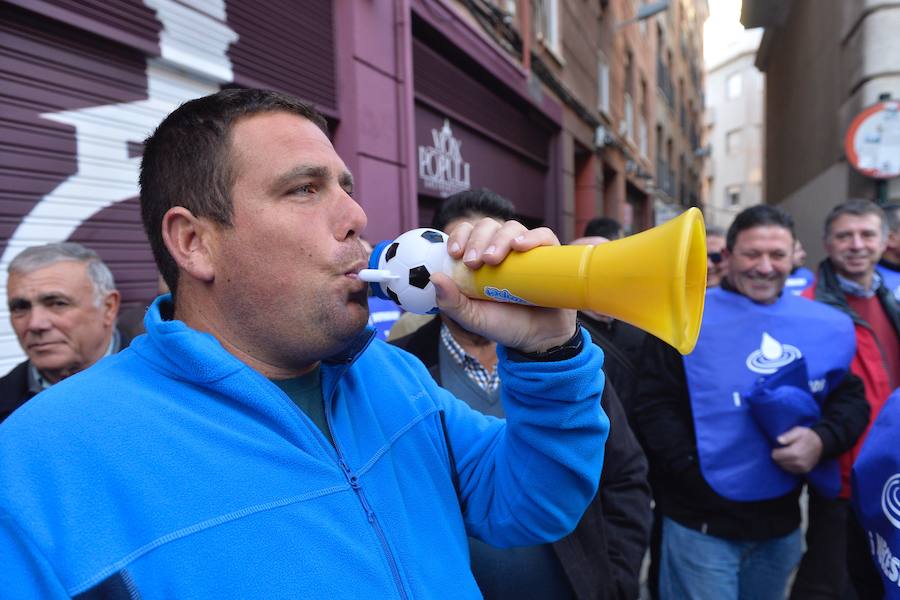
[598,56,610,115]
[725,128,743,154]
[532,0,559,54]
[726,185,741,206]
[624,93,634,140]
[639,118,648,157]
[726,72,742,100]
[639,78,648,157]
[625,49,634,94]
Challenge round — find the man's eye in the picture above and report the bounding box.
[292,183,318,195]
[44,300,70,311]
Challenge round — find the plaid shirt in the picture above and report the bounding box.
[439,323,500,392]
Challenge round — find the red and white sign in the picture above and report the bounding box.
[845,101,900,180]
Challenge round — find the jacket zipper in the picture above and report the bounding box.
[320,370,409,600]
[338,457,409,600]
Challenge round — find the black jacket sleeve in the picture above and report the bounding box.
[630,334,718,505]
[554,381,651,600]
[631,335,698,476]
[812,372,870,459]
[597,383,652,599]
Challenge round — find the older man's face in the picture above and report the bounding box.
[824,213,885,283]
[7,261,119,383]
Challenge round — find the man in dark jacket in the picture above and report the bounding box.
[799,199,900,598]
[393,189,651,599]
[0,242,123,422]
[634,205,869,599]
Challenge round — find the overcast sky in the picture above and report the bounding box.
[704,0,762,67]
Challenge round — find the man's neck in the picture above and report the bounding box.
[173,292,319,380]
[442,317,498,371]
[837,269,875,292]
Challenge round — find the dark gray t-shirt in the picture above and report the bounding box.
[271,367,333,446]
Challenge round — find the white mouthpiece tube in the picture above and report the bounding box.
[358,269,400,283]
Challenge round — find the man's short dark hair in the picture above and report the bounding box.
[725,205,795,251]
[823,199,887,238]
[431,188,516,232]
[583,217,622,239]
[139,88,328,298]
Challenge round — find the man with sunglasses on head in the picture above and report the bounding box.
[705,226,727,287]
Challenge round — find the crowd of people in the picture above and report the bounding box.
[0,87,898,599]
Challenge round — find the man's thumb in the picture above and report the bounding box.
[430,272,463,311]
[777,426,802,445]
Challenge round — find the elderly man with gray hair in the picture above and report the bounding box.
[0,242,122,422]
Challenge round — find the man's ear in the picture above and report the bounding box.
[161,207,217,284]
[101,290,121,327]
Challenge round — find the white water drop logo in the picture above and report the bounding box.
[745,332,803,374]
[883,473,900,529]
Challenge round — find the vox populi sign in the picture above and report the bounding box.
[418,119,471,198]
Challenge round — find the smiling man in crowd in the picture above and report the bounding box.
[801,199,900,598]
[0,88,609,598]
[634,205,868,599]
[0,242,122,421]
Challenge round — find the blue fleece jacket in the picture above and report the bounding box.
[0,296,608,599]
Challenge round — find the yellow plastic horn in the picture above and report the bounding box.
[452,207,708,354]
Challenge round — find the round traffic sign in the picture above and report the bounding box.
[844,101,900,179]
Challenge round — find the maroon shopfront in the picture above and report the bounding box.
[410,3,562,229]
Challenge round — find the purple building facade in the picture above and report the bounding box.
[0,0,564,372]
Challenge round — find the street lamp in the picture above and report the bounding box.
[615,0,670,30]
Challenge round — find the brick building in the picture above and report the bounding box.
[743,0,900,265]
[0,0,708,371]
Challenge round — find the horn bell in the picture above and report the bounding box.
[462,207,707,354]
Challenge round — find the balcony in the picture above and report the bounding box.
[657,59,675,108]
[656,160,676,197]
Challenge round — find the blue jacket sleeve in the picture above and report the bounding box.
[0,511,69,598]
[435,328,609,547]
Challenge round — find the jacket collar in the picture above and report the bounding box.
[137,294,375,385]
[813,260,900,334]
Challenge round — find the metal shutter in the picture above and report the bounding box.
[0,0,338,374]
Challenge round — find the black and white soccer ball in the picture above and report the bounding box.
[370,228,452,314]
